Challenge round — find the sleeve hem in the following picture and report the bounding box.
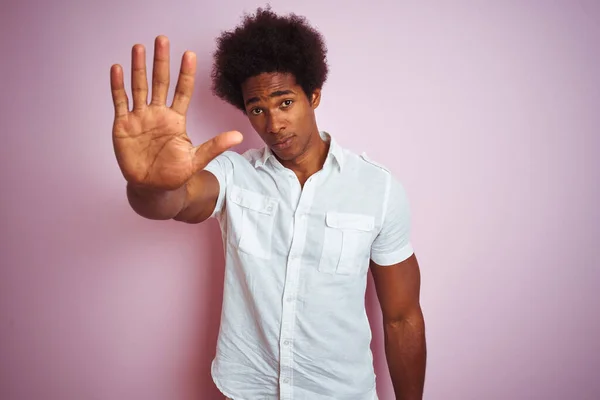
[370,243,414,266]
[203,165,225,219]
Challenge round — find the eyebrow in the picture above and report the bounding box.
[245,90,295,106]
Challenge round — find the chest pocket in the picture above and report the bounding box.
[318,212,375,275]
[228,185,278,260]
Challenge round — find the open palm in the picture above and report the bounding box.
[110,36,242,190]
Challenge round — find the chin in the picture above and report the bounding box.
[273,148,297,161]
[271,140,299,160]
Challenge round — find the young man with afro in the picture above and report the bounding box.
[110,6,426,400]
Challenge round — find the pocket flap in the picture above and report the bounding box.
[229,185,277,215]
[325,212,374,231]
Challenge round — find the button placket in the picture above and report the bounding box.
[278,195,308,399]
[278,169,321,399]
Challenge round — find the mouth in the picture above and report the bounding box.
[272,136,294,151]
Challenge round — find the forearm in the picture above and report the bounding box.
[126,182,187,220]
[383,311,427,400]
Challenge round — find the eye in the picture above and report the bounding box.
[250,108,263,116]
[281,99,293,108]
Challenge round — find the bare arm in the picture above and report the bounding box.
[126,169,220,223]
[174,170,221,223]
[370,253,427,400]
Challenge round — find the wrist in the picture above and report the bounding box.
[126,182,188,220]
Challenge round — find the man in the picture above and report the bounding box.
[110,7,426,400]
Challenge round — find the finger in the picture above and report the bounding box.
[131,44,148,110]
[192,131,244,171]
[110,64,129,118]
[150,35,170,106]
[171,51,197,115]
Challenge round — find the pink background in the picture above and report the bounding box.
[1,1,599,399]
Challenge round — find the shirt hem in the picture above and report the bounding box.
[211,357,242,400]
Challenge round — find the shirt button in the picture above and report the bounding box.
[266,205,273,212]
[283,340,290,346]
[286,297,293,303]
[284,378,290,384]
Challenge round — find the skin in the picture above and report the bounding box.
[110,36,242,223]
[111,35,426,399]
[371,255,427,400]
[241,72,328,185]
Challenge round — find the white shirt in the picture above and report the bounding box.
[204,131,414,400]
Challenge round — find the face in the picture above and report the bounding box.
[241,72,321,162]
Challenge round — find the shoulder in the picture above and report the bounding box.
[357,152,392,174]
[340,148,410,202]
[343,148,393,178]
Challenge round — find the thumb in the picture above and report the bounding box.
[191,130,244,171]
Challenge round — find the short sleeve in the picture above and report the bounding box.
[203,152,234,220]
[370,174,414,266]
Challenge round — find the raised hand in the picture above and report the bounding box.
[110,35,242,191]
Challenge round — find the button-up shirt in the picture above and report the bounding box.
[204,131,414,400]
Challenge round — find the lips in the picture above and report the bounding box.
[273,136,293,146]
[272,136,294,150]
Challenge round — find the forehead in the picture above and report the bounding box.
[241,72,300,98]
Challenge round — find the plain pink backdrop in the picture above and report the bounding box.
[1,1,599,399]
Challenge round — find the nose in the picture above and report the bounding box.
[266,110,285,134]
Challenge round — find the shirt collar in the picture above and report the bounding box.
[254,131,344,171]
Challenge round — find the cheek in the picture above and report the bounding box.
[248,116,265,131]
[290,107,308,126]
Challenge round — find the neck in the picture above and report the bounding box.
[278,131,330,183]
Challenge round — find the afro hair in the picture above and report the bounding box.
[211,6,329,112]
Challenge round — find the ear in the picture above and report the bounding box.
[310,88,322,109]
